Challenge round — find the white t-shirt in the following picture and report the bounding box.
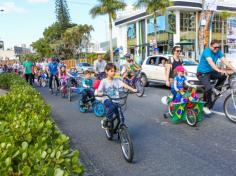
[98,78,123,101]
[94,60,107,74]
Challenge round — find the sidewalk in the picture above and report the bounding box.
[0,89,7,96]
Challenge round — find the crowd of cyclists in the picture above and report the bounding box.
[3,40,236,125]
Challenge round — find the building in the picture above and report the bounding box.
[0,41,4,50]
[99,38,118,52]
[115,0,236,62]
[0,50,16,60]
[0,44,33,61]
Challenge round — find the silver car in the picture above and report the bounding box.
[76,63,94,73]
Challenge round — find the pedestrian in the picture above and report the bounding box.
[23,58,33,85]
[166,46,183,87]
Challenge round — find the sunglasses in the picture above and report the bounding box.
[213,46,219,49]
[176,50,181,53]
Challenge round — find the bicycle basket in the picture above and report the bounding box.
[229,74,236,89]
[111,91,129,107]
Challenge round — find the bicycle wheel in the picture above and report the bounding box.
[52,78,58,96]
[186,109,197,127]
[93,102,105,117]
[119,125,134,163]
[135,80,144,97]
[68,87,72,102]
[41,80,46,87]
[224,93,236,123]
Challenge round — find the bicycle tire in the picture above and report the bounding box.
[223,93,236,123]
[186,109,197,127]
[52,78,57,96]
[41,80,46,87]
[93,102,105,117]
[119,125,134,163]
[68,87,72,102]
[135,80,144,97]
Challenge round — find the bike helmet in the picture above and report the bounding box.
[175,65,185,73]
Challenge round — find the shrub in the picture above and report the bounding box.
[0,73,84,175]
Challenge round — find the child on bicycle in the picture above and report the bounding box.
[171,65,195,102]
[97,63,137,129]
[121,56,141,85]
[80,70,95,107]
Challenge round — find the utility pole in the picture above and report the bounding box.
[200,0,206,56]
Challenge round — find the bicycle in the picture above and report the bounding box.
[60,77,68,98]
[95,72,106,80]
[98,91,134,163]
[123,70,145,97]
[198,72,236,123]
[163,87,205,127]
[79,90,105,117]
[68,75,83,102]
[38,73,47,88]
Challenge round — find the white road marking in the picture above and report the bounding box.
[212,110,226,116]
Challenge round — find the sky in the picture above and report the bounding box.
[0,0,135,49]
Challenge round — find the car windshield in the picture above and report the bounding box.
[81,63,91,67]
[183,60,198,66]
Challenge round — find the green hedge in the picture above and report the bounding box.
[0,73,84,175]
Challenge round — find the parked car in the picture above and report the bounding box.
[141,55,199,87]
[76,63,94,73]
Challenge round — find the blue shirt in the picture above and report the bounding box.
[82,78,93,90]
[48,62,58,75]
[197,48,223,73]
[171,75,186,91]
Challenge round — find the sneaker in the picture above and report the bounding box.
[203,107,212,115]
[101,118,108,129]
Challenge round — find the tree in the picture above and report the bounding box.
[90,0,126,62]
[135,0,172,47]
[62,24,94,58]
[31,38,52,58]
[55,0,71,31]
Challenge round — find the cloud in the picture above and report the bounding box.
[27,0,49,3]
[0,2,27,13]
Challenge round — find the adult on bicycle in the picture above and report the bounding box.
[197,40,236,115]
[47,57,60,92]
[166,46,183,87]
[94,53,106,80]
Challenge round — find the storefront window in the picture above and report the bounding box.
[180,12,195,32]
[212,14,227,45]
[180,12,196,58]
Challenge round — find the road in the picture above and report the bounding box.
[38,84,236,176]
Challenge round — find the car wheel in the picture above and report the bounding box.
[141,74,149,87]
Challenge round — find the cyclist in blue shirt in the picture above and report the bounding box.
[48,57,60,91]
[197,40,236,114]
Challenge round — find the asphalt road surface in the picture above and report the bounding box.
[38,84,236,176]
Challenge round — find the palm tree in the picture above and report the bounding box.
[135,0,172,47]
[90,0,126,62]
